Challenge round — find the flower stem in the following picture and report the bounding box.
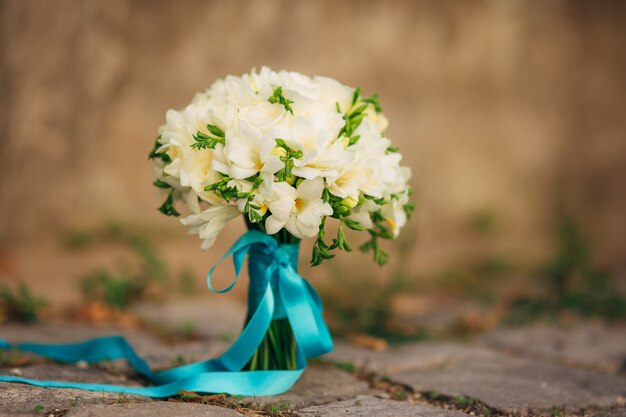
[244,219,298,371]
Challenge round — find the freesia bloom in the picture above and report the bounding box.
[265,178,333,239]
[180,205,241,250]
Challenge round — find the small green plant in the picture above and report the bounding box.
[454,395,474,407]
[173,355,187,367]
[506,217,626,324]
[467,209,498,235]
[0,348,30,367]
[0,282,47,323]
[80,269,145,310]
[76,223,171,310]
[114,393,132,404]
[270,402,290,416]
[391,389,409,400]
[551,407,564,417]
[33,405,45,413]
[427,391,440,399]
[178,391,208,404]
[332,361,356,373]
[177,268,196,295]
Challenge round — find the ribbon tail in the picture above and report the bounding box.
[3,336,153,378]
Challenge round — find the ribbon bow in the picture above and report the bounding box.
[0,231,333,397]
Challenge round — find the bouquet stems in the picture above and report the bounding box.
[244,219,298,371]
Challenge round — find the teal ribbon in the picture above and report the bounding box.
[0,230,333,397]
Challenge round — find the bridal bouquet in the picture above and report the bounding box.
[149,67,413,373]
[0,68,413,398]
[150,67,412,263]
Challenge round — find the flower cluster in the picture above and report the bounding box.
[150,68,413,265]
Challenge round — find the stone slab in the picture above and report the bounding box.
[391,350,626,413]
[327,340,499,375]
[0,382,149,415]
[0,364,141,385]
[242,364,376,410]
[134,298,246,341]
[65,401,246,417]
[482,322,626,374]
[295,396,470,417]
[593,409,626,417]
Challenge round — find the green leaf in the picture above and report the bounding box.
[190,125,225,150]
[148,136,172,163]
[403,202,416,219]
[342,218,364,231]
[362,94,382,113]
[273,138,302,183]
[351,104,368,116]
[153,179,171,189]
[206,124,225,138]
[275,138,288,148]
[347,135,361,147]
[322,188,331,203]
[158,189,180,217]
[203,176,240,201]
[268,86,294,115]
[351,87,361,106]
[311,217,335,266]
[330,223,352,252]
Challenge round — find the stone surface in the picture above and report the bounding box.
[295,397,470,417]
[391,350,626,413]
[134,298,246,341]
[0,382,149,415]
[593,409,626,417]
[327,340,500,375]
[65,401,246,417]
[242,364,376,410]
[0,364,141,385]
[4,321,626,416]
[482,322,626,374]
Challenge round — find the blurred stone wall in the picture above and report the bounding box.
[1,0,625,272]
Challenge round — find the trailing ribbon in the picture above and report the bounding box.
[0,230,333,397]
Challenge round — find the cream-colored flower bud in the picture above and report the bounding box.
[368,112,389,133]
[285,174,297,185]
[340,197,358,210]
[271,147,288,158]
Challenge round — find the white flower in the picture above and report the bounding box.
[380,193,410,238]
[367,111,389,133]
[238,101,286,132]
[325,159,370,200]
[315,76,354,114]
[270,114,353,180]
[223,120,283,179]
[180,205,240,250]
[265,178,332,239]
